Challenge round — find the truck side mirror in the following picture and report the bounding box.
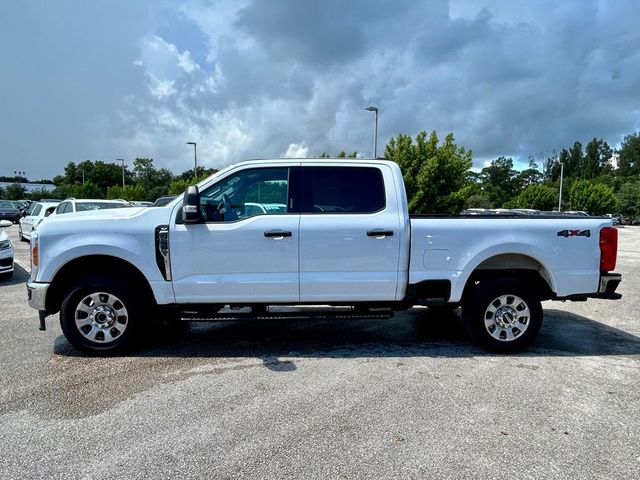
[182,185,202,224]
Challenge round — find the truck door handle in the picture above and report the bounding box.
[264,230,292,238]
[367,229,394,237]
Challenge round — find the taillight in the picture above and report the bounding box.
[599,227,617,272]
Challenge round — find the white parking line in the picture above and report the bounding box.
[14,259,31,274]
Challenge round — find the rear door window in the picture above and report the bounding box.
[301,166,385,214]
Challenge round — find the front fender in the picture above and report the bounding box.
[37,232,162,284]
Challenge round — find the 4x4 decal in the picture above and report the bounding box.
[557,229,591,238]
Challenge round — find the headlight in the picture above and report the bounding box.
[0,239,10,250]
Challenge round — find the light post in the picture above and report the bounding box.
[186,142,197,180]
[116,159,125,190]
[365,106,378,159]
[558,162,564,212]
[14,171,25,183]
[80,168,85,186]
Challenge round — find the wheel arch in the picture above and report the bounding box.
[46,255,156,314]
[460,253,556,303]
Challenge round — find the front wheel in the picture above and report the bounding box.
[462,278,543,353]
[60,276,145,354]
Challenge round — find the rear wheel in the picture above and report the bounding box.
[463,278,543,353]
[60,276,145,354]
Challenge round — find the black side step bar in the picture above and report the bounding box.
[179,308,395,322]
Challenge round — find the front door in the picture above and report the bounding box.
[171,165,300,304]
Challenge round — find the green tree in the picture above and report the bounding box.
[516,157,543,188]
[106,184,146,201]
[53,160,133,195]
[480,157,520,207]
[175,166,218,182]
[5,183,26,199]
[616,181,640,218]
[466,193,492,209]
[385,131,473,214]
[168,173,211,196]
[617,132,640,176]
[133,158,174,201]
[581,138,612,179]
[564,142,583,178]
[29,189,54,201]
[568,180,617,215]
[515,184,557,210]
[54,182,103,199]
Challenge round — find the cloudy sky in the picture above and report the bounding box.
[2,0,639,179]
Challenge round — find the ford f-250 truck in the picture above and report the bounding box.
[26,159,621,354]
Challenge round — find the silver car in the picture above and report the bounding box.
[0,220,14,279]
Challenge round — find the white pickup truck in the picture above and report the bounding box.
[26,159,622,354]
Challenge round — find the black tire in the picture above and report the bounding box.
[462,278,543,353]
[59,275,146,354]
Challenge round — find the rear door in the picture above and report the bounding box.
[298,164,402,302]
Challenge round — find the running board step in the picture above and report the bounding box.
[179,308,395,322]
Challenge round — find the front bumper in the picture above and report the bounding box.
[0,255,13,273]
[27,280,50,311]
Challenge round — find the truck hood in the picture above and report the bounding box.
[35,205,176,236]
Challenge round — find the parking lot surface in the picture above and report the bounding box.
[1,224,639,479]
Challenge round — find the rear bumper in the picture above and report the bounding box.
[597,273,622,299]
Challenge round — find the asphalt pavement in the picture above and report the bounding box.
[1,223,638,479]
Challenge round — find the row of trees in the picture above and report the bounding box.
[0,158,217,203]
[1,131,639,217]
[385,131,640,217]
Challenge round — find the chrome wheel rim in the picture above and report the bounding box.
[74,292,128,343]
[484,294,530,342]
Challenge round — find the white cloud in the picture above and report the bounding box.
[2,0,640,179]
[283,142,309,158]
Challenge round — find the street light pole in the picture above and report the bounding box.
[116,159,125,190]
[186,142,197,180]
[558,162,564,212]
[365,106,378,159]
[81,168,85,186]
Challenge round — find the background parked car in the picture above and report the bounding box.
[152,195,177,206]
[0,219,14,279]
[0,200,21,223]
[18,200,60,241]
[52,198,129,215]
[10,200,31,215]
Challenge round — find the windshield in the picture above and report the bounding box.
[0,201,16,209]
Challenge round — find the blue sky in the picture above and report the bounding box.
[2,0,639,179]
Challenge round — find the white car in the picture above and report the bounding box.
[0,220,14,279]
[52,198,129,216]
[19,201,60,241]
